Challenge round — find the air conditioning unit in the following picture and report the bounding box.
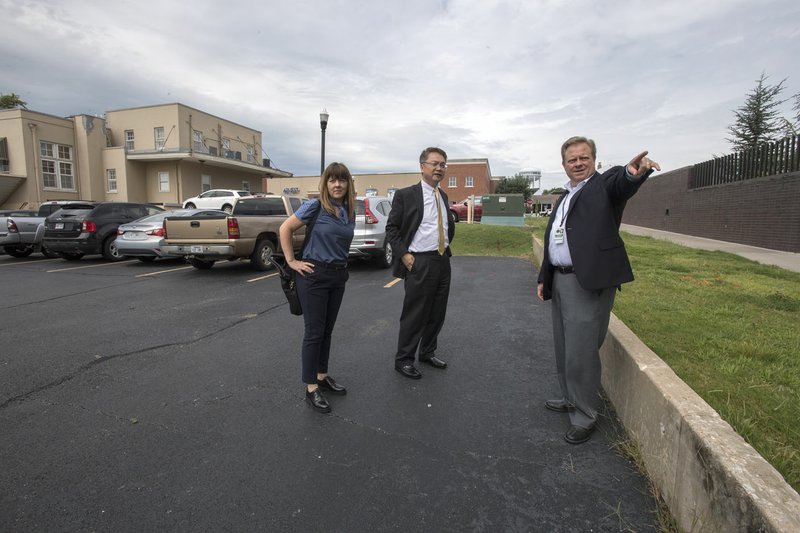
[224,149,236,159]
[208,146,218,156]
[234,151,242,160]
[262,158,271,168]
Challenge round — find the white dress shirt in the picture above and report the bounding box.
[409,180,450,253]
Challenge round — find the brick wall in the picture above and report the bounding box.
[624,167,800,252]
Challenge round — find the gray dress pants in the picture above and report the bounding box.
[551,271,616,429]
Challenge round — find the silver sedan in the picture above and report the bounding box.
[114,209,227,261]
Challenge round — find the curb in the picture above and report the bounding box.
[531,235,800,532]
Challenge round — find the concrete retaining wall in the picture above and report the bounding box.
[532,236,800,532]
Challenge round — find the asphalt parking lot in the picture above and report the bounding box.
[0,254,657,532]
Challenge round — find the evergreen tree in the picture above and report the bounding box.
[726,72,786,151]
[0,93,28,109]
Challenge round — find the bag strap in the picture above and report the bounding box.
[299,200,323,259]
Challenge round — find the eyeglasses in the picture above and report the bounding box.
[422,161,448,169]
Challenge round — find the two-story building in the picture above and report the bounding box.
[0,103,291,210]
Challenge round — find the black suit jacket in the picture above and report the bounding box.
[537,166,652,300]
[386,182,456,279]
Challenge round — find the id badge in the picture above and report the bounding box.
[553,227,565,244]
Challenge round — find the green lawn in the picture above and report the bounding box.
[453,218,800,493]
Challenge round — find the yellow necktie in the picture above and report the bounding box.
[435,188,445,255]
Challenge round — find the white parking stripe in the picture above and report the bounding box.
[47,259,137,272]
[0,258,62,266]
[135,265,195,277]
[247,272,279,283]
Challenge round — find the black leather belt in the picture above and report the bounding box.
[555,265,574,274]
[411,249,449,256]
[307,259,348,270]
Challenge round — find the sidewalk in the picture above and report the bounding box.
[620,224,800,273]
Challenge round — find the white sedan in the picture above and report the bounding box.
[182,189,252,213]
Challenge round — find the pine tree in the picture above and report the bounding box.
[726,72,787,151]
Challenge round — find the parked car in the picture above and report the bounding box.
[449,197,482,223]
[114,209,228,262]
[182,189,253,213]
[350,196,393,268]
[0,200,82,258]
[43,202,164,261]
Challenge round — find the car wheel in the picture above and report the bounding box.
[250,239,276,271]
[184,202,196,209]
[222,204,233,214]
[41,245,60,258]
[3,245,34,258]
[188,257,215,270]
[375,241,393,268]
[451,211,460,223]
[59,252,84,260]
[137,257,156,262]
[102,236,126,261]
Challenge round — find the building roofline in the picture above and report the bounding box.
[105,102,259,133]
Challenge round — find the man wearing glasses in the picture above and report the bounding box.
[386,147,456,379]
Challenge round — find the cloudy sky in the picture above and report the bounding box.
[4,0,799,190]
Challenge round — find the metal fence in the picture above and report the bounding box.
[690,134,800,189]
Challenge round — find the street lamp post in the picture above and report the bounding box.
[319,110,329,176]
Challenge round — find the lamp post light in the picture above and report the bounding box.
[319,109,329,176]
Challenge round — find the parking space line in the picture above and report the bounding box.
[247,272,279,283]
[135,265,194,277]
[384,278,402,288]
[0,258,62,266]
[47,260,138,273]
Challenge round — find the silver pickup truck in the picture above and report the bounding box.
[161,195,306,270]
[1,201,76,258]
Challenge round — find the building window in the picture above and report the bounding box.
[0,137,9,172]
[40,141,75,190]
[124,130,135,151]
[242,181,250,192]
[201,174,211,192]
[158,171,170,192]
[246,144,254,163]
[193,130,204,152]
[448,176,457,188]
[107,169,117,193]
[154,127,165,151]
[466,176,474,187]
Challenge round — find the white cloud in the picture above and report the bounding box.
[3,0,798,178]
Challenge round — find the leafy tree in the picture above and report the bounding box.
[543,187,566,195]
[0,93,28,109]
[495,174,533,201]
[726,72,787,151]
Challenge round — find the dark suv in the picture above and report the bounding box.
[43,202,164,261]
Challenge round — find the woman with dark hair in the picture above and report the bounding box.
[278,162,356,413]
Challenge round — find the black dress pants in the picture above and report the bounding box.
[395,253,451,364]
[296,264,348,384]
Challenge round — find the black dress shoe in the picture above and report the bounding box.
[318,376,347,395]
[420,355,447,369]
[545,399,571,413]
[395,363,422,379]
[305,388,331,413]
[564,425,594,444]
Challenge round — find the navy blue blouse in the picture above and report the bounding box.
[294,199,355,264]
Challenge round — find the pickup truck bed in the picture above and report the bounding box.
[161,195,305,270]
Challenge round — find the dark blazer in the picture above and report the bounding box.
[386,182,456,279]
[537,166,652,300]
